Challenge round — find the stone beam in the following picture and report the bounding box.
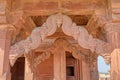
[6,0,109,17]
[20,0,106,16]
[24,9,94,16]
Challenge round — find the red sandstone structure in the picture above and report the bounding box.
[0,0,120,80]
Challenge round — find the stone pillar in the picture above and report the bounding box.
[0,25,13,80]
[89,54,99,80]
[105,23,120,80]
[53,49,66,80]
[111,49,120,80]
[82,61,90,80]
[75,59,83,80]
[24,57,33,80]
[105,23,120,50]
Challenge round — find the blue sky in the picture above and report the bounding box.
[97,56,110,73]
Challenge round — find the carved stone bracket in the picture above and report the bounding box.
[24,50,52,72]
[101,53,111,64]
[104,23,120,53]
[33,51,52,69]
[105,23,120,34]
[111,49,120,80]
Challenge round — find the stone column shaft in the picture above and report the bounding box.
[82,61,90,80]
[24,58,33,80]
[0,25,13,80]
[53,48,66,80]
[111,49,120,80]
[75,59,83,80]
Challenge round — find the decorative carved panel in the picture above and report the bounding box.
[9,13,108,66]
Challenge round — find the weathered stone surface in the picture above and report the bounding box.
[111,49,120,80]
[0,0,120,80]
[9,14,107,66]
[0,26,13,80]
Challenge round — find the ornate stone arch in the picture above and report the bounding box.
[9,13,107,66]
[25,38,85,71]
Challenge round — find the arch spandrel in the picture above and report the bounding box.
[9,13,107,66]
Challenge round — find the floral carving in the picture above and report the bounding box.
[61,14,107,54]
[23,50,52,72]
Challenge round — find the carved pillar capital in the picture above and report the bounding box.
[101,54,111,64]
[104,23,120,49]
[104,23,120,34]
[0,24,15,36]
[7,11,25,25]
